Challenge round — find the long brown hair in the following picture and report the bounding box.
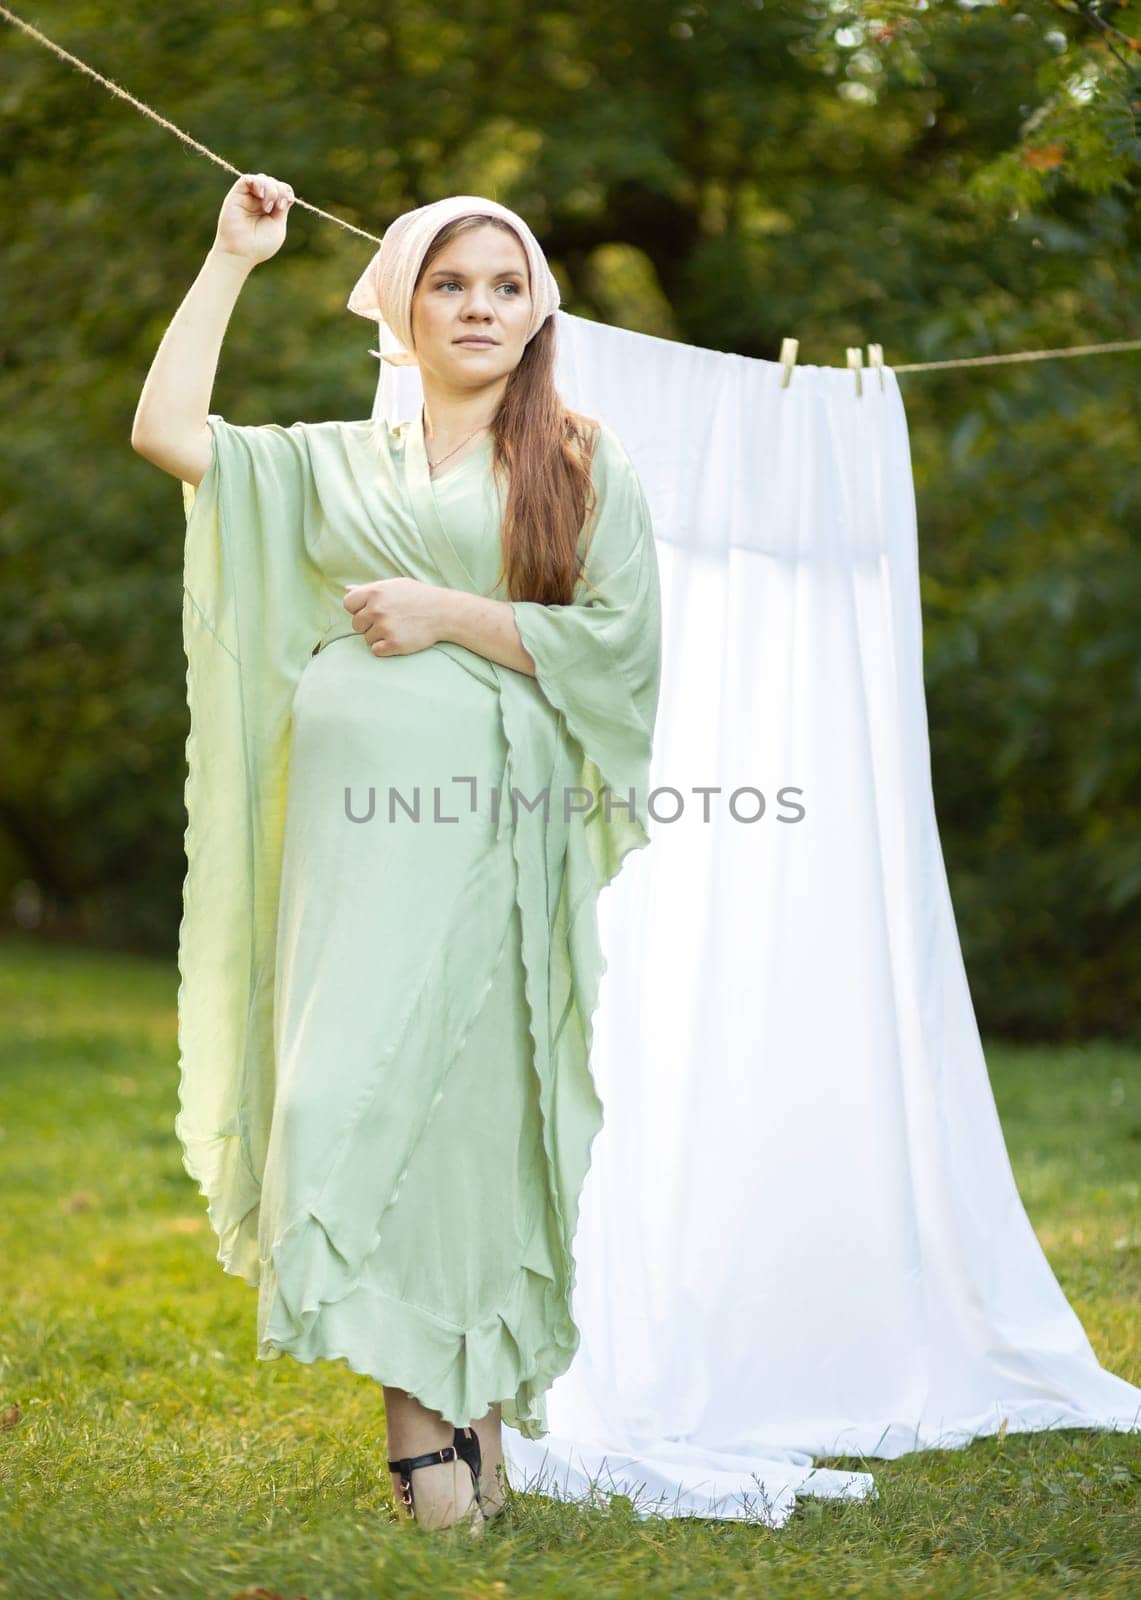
[413,214,601,607]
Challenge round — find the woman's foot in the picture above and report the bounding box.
[389,1452,484,1534]
[383,1386,484,1534]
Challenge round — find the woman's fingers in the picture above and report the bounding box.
[245,173,293,213]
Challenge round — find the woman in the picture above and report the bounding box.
[131,174,662,1534]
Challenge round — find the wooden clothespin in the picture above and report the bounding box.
[866,343,885,391]
[846,346,864,398]
[779,337,798,389]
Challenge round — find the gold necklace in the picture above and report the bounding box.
[423,408,491,475]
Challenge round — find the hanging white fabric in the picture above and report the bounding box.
[372,310,1141,1526]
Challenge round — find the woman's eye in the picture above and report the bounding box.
[439,281,519,294]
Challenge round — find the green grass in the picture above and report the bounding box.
[0,934,1137,1599]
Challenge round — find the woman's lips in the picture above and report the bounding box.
[455,337,496,345]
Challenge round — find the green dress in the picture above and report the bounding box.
[176,407,662,1438]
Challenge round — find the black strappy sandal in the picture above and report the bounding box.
[456,1425,506,1520]
[387,1426,484,1526]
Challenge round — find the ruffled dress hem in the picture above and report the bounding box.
[255,1209,583,1439]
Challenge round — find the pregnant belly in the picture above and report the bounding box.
[287,633,508,841]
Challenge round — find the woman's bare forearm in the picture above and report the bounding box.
[130,247,254,453]
[433,589,537,677]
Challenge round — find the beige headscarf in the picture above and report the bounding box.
[346,194,561,366]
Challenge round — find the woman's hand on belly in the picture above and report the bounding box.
[342,577,448,657]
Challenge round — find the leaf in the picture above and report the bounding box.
[1021,142,1066,170]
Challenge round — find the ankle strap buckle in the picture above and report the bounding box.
[387,1442,463,1511]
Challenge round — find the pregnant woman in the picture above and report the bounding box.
[131,174,662,1535]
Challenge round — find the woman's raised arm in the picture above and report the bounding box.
[130,172,295,487]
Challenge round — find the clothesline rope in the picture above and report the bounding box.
[4,2,1139,377]
[891,339,1139,372]
[0,3,382,244]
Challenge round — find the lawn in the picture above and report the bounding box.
[1,936,1137,1599]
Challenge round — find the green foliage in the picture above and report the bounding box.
[0,0,1137,1035]
[848,1,1141,206]
[0,940,1138,1595]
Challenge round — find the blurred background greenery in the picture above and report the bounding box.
[1,0,1137,1038]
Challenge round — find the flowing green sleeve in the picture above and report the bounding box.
[508,422,663,892]
[177,413,330,1285]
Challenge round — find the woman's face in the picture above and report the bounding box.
[409,222,533,390]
